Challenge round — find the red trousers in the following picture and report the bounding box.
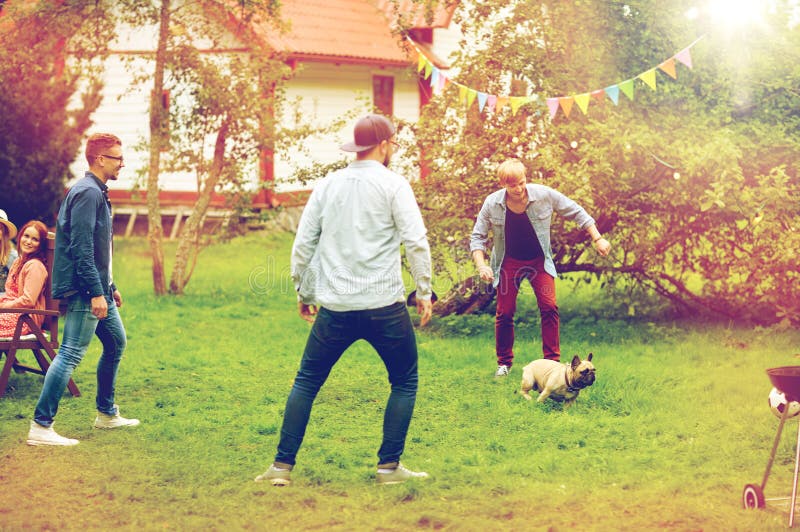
[495,255,560,367]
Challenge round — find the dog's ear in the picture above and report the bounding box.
[571,355,581,370]
[587,352,593,362]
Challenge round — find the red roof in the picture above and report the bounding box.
[375,0,456,29]
[250,0,457,66]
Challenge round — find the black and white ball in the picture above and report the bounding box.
[768,387,800,419]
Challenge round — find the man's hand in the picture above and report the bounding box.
[416,298,433,327]
[112,290,123,308]
[91,295,108,320]
[298,301,318,323]
[477,265,494,283]
[593,238,611,257]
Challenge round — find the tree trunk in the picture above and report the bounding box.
[146,0,170,296]
[169,119,229,294]
[434,275,496,316]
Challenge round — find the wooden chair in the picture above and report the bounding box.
[0,232,80,398]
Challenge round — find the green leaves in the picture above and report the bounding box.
[412,0,800,325]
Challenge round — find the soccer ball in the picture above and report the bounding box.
[768,387,800,419]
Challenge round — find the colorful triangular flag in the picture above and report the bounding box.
[458,84,468,104]
[496,96,509,113]
[658,58,677,79]
[619,79,635,101]
[486,94,497,113]
[510,96,529,115]
[547,97,559,119]
[559,97,574,118]
[423,61,432,79]
[675,48,693,69]
[638,69,657,91]
[574,93,591,115]
[430,68,440,89]
[477,91,488,112]
[417,53,427,73]
[466,88,478,108]
[604,85,620,105]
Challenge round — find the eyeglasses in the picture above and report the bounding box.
[100,154,124,163]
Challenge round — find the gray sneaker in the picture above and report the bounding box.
[94,405,140,429]
[376,462,429,485]
[494,364,510,377]
[254,464,292,486]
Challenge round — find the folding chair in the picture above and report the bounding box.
[0,232,80,397]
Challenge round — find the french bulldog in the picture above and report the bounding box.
[520,353,596,406]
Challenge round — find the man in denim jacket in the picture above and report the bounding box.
[27,133,139,446]
[470,158,611,378]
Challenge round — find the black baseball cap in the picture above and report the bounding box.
[340,114,396,152]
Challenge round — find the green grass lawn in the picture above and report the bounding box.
[1,230,798,530]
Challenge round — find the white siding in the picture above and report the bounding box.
[274,62,421,192]
[433,24,465,75]
[70,22,201,194]
[70,11,439,198]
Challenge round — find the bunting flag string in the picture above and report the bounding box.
[408,35,704,120]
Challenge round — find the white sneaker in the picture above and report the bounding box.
[26,421,79,446]
[376,462,429,485]
[94,404,140,429]
[494,365,510,377]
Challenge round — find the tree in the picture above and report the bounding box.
[411,0,800,326]
[119,0,288,294]
[0,1,112,227]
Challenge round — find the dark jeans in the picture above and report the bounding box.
[495,256,560,367]
[274,301,419,467]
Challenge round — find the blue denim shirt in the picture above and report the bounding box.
[469,184,595,285]
[52,172,116,299]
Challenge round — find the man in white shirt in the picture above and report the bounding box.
[255,114,433,486]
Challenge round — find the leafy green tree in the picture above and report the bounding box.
[0,1,111,227]
[117,0,288,294]
[412,0,800,326]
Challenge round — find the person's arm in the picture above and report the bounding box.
[291,187,322,320]
[393,182,433,326]
[469,198,494,282]
[472,249,494,282]
[585,224,611,257]
[0,260,46,308]
[548,187,611,257]
[69,190,105,297]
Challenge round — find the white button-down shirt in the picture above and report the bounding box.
[291,160,432,311]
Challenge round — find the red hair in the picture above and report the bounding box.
[11,220,48,283]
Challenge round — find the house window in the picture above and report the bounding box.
[373,75,394,116]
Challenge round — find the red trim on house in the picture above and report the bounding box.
[107,189,310,209]
[286,53,409,67]
[418,75,432,181]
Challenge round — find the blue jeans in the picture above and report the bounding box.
[33,294,127,427]
[275,302,419,467]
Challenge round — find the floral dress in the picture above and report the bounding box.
[0,258,47,338]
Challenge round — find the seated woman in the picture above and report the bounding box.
[0,221,49,337]
[0,209,18,296]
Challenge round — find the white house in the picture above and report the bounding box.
[72,0,462,229]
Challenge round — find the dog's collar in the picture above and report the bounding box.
[565,371,582,393]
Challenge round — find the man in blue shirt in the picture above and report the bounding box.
[470,158,611,378]
[27,133,139,446]
[255,115,433,486]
